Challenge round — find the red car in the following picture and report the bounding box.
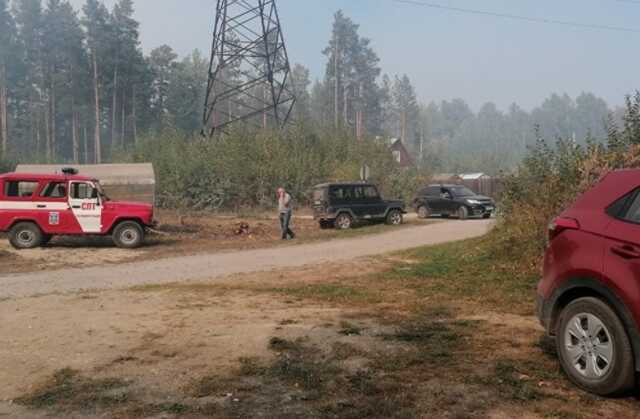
[0,169,155,249]
[538,169,640,395]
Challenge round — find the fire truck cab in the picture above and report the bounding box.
[0,169,155,249]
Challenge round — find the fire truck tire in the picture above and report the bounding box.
[9,222,44,249]
[113,221,145,249]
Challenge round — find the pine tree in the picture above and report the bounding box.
[82,0,110,163]
[109,0,139,150]
[14,0,45,158]
[289,64,312,124]
[392,74,419,148]
[165,50,208,134]
[148,45,178,129]
[322,11,382,137]
[0,0,17,156]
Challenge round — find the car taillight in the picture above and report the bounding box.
[548,217,580,242]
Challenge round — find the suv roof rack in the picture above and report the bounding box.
[61,167,78,176]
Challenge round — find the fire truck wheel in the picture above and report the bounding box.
[113,221,145,249]
[9,222,44,249]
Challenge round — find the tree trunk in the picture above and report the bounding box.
[83,120,88,164]
[71,96,79,164]
[121,90,126,147]
[92,53,102,164]
[262,83,267,129]
[111,63,118,149]
[132,85,137,145]
[35,111,40,157]
[0,63,7,156]
[401,111,407,143]
[50,78,56,161]
[334,37,339,129]
[44,90,51,162]
[343,83,349,126]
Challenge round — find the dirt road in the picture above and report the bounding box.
[0,219,492,299]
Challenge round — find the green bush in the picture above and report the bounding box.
[126,125,428,211]
[490,92,640,270]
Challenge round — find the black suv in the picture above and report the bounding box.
[312,183,406,229]
[412,184,495,220]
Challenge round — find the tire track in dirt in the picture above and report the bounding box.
[0,219,493,299]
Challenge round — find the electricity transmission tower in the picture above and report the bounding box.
[202,0,296,136]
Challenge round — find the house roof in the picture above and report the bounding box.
[15,164,156,186]
[431,173,461,181]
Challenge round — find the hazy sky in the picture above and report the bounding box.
[67,0,639,110]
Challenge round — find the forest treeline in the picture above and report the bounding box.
[0,1,622,174]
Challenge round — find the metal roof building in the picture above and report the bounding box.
[14,163,156,204]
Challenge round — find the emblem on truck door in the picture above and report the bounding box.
[49,212,60,225]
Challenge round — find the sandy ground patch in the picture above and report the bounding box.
[1,255,638,418]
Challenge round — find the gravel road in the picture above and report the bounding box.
[0,219,493,299]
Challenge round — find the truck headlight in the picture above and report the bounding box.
[466,199,480,205]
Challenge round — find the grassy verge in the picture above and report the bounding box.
[266,235,540,315]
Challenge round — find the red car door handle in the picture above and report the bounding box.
[611,245,640,259]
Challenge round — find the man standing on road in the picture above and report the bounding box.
[277,187,295,240]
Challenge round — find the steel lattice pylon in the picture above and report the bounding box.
[202,0,296,136]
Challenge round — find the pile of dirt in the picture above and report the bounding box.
[0,250,11,259]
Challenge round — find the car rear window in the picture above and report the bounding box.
[4,181,39,198]
[607,188,640,223]
[425,186,440,196]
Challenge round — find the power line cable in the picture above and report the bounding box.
[390,0,640,33]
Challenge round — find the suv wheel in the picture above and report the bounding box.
[458,206,469,220]
[113,221,145,249]
[9,222,44,249]
[334,213,353,230]
[417,205,431,219]
[556,297,635,396]
[386,209,403,225]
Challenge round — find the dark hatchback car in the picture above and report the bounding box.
[538,169,640,395]
[412,184,495,220]
[312,183,405,229]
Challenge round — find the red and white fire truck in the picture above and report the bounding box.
[0,169,155,249]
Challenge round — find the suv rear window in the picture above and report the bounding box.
[607,188,640,223]
[423,186,440,196]
[330,186,354,200]
[4,181,39,198]
[363,186,379,199]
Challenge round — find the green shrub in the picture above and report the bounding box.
[490,92,640,270]
[126,125,428,210]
